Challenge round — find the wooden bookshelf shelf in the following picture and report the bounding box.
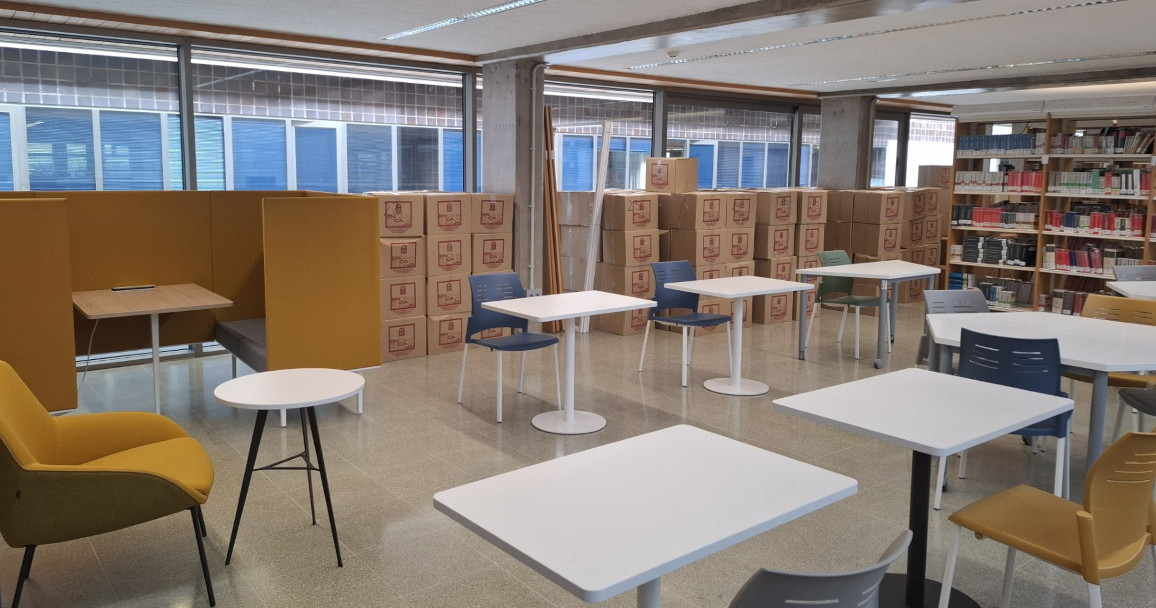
[954,153,1042,160]
[1045,192,1148,201]
[1048,154,1154,161]
[952,226,1038,235]
[949,260,1036,272]
[1041,230,1146,242]
[1039,268,1115,280]
[953,189,1041,196]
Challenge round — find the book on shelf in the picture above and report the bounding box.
[957,132,1045,156]
[1047,169,1150,196]
[1052,128,1156,155]
[954,171,1042,193]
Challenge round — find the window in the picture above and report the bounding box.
[667,103,794,187]
[294,125,338,192]
[547,83,652,193]
[194,116,226,190]
[740,143,765,188]
[397,126,439,191]
[231,118,287,190]
[442,129,463,191]
[100,111,163,191]
[872,118,900,187]
[800,113,821,187]
[27,107,96,191]
[347,124,393,192]
[560,135,593,191]
[689,142,715,189]
[0,113,14,191]
[766,143,789,187]
[716,141,740,188]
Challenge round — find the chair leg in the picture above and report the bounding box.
[958,449,968,478]
[280,408,287,428]
[191,506,217,607]
[1141,412,1149,433]
[517,352,526,393]
[1087,583,1103,608]
[638,320,651,372]
[884,304,892,354]
[495,351,503,423]
[1000,546,1017,608]
[836,306,848,343]
[1054,435,1067,498]
[805,296,821,347]
[854,306,861,359]
[937,526,961,608]
[13,544,35,608]
[680,326,689,388]
[934,456,947,510]
[197,505,207,538]
[457,343,469,404]
[230,354,237,378]
[553,343,561,411]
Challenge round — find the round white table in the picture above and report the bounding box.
[214,368,364,568]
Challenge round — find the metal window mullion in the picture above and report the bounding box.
[222,116,235,190]
[287,119,298,190]
[437,127,445,191]
[651,90,666,156]
[177,40,197,190]
[391,125,399,190]
[789,107,803,187]
[462,72,476,193]
[10,105,29,190]
[336,122,348,193]
[91,108,103,190]
[159,112,171,190]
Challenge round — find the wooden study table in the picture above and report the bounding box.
[72,283,232,413]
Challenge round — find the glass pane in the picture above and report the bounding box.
[766,143,790,188]
[872,118,899,187]
[740,143,765,188]
[195,116,226,190]
[27,107,96,190]
[668,104,793,187]
[689,142,715,189]
[0,113,14,190]
[232,118,287,190]
[397,126,439,191]
[801,113,821,187]
[443,129,463,191]
[561,135,593,191]
[347,124,392,192]
[607,136,628,190]
[167,115,183,189]
[294,126,338,192]
[716,141,740,188]
[628,138,651,189]
[906,115,956,186]
[100,111,163,191]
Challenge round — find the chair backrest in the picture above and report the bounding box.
[1110,265,1156,282]
[729,530,912,608]
[957,328,1062,397]
[815,250,855,299]
[1079,431,1156,583]
[465,272,529,340]
[924,289,990,315]
[1080,293,1156,326]
[651,260,701,316]
[0,361,57,468]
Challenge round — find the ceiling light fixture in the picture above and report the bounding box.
[382,0,549,40]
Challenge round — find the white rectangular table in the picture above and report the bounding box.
[926,311,1156,468]
[1107,280,1156,300]
[434,424,856,608]
[482,290,654,434]
[796,260,941,369]
[774,368,1073,608]
[665,276,813,396]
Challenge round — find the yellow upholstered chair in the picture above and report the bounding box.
[0,360,216,607]
[937,431,1156,608]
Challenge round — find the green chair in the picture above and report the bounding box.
[804,250,886,359]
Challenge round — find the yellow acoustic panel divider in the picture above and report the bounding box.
[262,196,381,371]
[0,199,77,412]
[208,191,295,322]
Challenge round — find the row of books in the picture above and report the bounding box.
[977,278,1034,308]
[952,204,1038,229]
[956,133,1045,157]
[1049,290,1090,316]
[954,171,1043,193]
[1051,129,1156,155]
[1046,169,1150,196]
[1041,243,1143,275]
[958,236,1036,266]
[1042,209,1145,237]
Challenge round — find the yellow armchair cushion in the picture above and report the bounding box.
[54,412,189,464]
[77,437,213,502]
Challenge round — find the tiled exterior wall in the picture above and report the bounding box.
[667,105,793,142]
[547,94,653,137]
[0,49,179,110]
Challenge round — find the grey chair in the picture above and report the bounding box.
[730,530,912,608]
[916,289,990,368]
[1111,265,1156,281]
[1113,387,1156,439]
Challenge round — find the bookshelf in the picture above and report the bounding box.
[947,115,1156,313]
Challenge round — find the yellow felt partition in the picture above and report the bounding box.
[0,199,77,412]
[262,196,381,371]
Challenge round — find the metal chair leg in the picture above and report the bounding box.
[805,296,821,347]
[854,306,861,359]
[836,306,848,343]
[191,507,216,607]
[1000,547,1017,608]
[638,320,651,372]
[937,526,961,608]
[553,343,562,411]
[457,342,469,404]
[495,351,503,423]
[12,544,36,608]
[680,326,689,388]
[517,352,526,393]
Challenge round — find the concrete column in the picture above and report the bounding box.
[482,58,545,289]
[817,95,876,190]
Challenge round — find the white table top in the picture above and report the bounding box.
[665,276,814,299]
[214,368,365,411]
[482,290,655,323]
[795,260,942,280]
[773,368,1073,457]
[1107,281,1156,300]
[433,425,856,603]
[927,311,1156,373]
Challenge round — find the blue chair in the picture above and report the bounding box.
[456,273,561,423]
[941,328,1072,509]
[804,250,886,359]
[637,260,731,388]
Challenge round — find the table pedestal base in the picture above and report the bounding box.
[532,410,606,435]
[703,378,769,396]
[878,574,981,607]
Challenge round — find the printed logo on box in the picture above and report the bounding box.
[926,191,940,212]
[730,265,750,277]
[805,196,823,221]
[911,221,923,241]
[388,323,416,354]
[775,195,792,220]
[702,198,721,226]
[482,238,505,266]
[437,200,464,229]
[439,318,463,347]
[384,201,413,232]
[436,278,462,308]
[731,232,750,258]
[885,195,900,220]
[480,198,505,229]
[925,217,939,236]
[732,197,752,225]
[438,240,463,270]
[774,261,791,279]
[702,303,721,315]
[479,327,504,339]
[803,228,819,252]
[630,199,653,228]
[702,234,721,262]
[629,308,648,330]
[650,162,669,188]
[391,242,416,271]
[884,227,898,250]
[630,270,651,296]
[702,267,722,280]
[771,294,788,319]
[631,234,653,263]
[390,282,417,314]
[773,227,790,255]
[912,193,926,215]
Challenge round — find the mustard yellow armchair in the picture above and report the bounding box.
[0,360,215,607]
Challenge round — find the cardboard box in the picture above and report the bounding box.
[727,261,754,277]
[380,236,426,278]
[603,192,658,231]
[850,222,901,257]
[853,191,904,224]
[901,248,928,303]
[559,191,596,226]
[825,221,852,252]
[827,190,855,223]
[425,193,471,235]
[754,189,797,225]
[796,189,828,224]
[755,256,796,281]
[924,188,945,215]
[472,233,513,274]
[922,216,940,243]
[903,189,927,221]
[381,276,426,321]
[696,264,725,280]
[381,316,427,362]
[668,228,726,266]
[644,157,699,194]
[427,273,471,315]
[924,241,943,267]
[727,227,755,262]
[659,192,728,230]
[728,192,755,228]
[427,314,468,356]
[602,229,662,267]
[593,307,650,336]
[901,219,924,248]
[796,224,825,256]
[372,192,424,237]
[917,165,953,189]
[426,234,471,276]
[754,224,795,259]
[596,263,655,299]
[753,292,794,324]
[472,193,513,233]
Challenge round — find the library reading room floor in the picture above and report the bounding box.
[5,303,1155,608]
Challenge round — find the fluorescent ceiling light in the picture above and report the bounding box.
[382,0,549,40]
[0,35,175,62]
[192,51,463,87]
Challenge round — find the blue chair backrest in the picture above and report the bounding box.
[651,260,700,318]
[816,250,854,298]
[957,328,1062,396]
[466,273,529,340]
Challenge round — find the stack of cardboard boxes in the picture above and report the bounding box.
[557,191,596,292]
[749,188,829,324]
[593,190,662,335]
[375,192,514,363]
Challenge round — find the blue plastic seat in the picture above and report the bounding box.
[637,260,731,388]
[804,250,886,359]
[456,273,561,423]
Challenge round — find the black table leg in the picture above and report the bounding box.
[299,408,317,525]
[306,406,343,567]
[226,409,268,565]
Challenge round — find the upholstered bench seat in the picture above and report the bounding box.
[214,318,267,373]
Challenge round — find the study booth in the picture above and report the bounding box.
[0,190,382,413]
